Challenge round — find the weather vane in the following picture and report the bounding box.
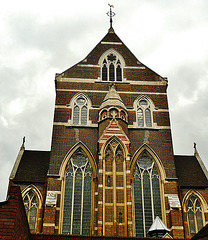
[107,4,116,28]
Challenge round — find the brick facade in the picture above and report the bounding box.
[6,27,208,239]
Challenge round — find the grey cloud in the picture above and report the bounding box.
[1,1,208,201]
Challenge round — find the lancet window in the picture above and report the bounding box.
[136,98,152,128]
[72,95,89,125]
[62,149,92,235]
[133,151,162,237]
[23,190,39,233]
[101,53,123,82]
[187,194,204,237]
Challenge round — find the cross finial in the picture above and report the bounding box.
[194,142,198,155]
[21,136,25,150]
[107,4,116,29]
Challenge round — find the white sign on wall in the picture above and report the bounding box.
[168,194,181,208]
[46,191,59,206]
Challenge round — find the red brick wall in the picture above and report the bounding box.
[0,186,31,240]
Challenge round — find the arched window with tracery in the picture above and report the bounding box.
[133,151,162,237]
[62,149,92,235]
[136,98,153,128]
[72,95,89,125]
[101,53,123,82]
[23,189,39,233]
[187,194,204,237]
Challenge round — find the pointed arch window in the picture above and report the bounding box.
[101,53,123,82]
[133,151,162,237]
[23,190,39,233]
[136,98,153,128]
[72,95,89,125]
[62,149,92,235]
[187,194,204,237]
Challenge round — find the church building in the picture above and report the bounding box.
[7,8,208,239]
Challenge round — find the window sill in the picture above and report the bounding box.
[128,126,159,130]
[65,123,98,128]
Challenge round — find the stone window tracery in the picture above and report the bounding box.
[133,151,162,237]
[23,190,38,233]
[187,194,204,237]
[136,98,153,128]
[101,53,123,82]
[72,95,89,125]
[62,149,92,235]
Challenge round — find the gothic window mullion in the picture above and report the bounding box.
[70,164,76,234]
[187,195,204,237]
[63,150,92,235]
[149,165,155,222]
[80,164,86,234]
[140,170,146,236]
[28,196,32,222]
[23,190,38,233]
[112,151,117,230]
[194,199,198,233]
[134,152,162,237]
[72,96,89,125]
[137,99,153,128]
[101,53,123,81]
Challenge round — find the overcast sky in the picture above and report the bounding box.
[1,0,208,201]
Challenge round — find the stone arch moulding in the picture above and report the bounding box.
[69,92,92,109]
[182,189,208,213]
[59,141,97,179]
[21,184,43,233]
[98,48,126,67]
[130,143,166,181]
[100,135,129,159]
[58,141,97,235]
[67,93,92,126]
[99,107,128,122]
[133,95,155,110]
[133,95,156,129]
[22,184,43,208]
[98,48,126,82]
[130,143,167,233]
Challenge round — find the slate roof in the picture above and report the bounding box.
[13,150,50,183]
[191,223,208,239]
[174,155,208,188]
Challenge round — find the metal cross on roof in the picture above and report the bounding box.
[107,4,116,28]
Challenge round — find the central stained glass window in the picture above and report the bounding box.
[133,151,162,237]
[62,149,92,235]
